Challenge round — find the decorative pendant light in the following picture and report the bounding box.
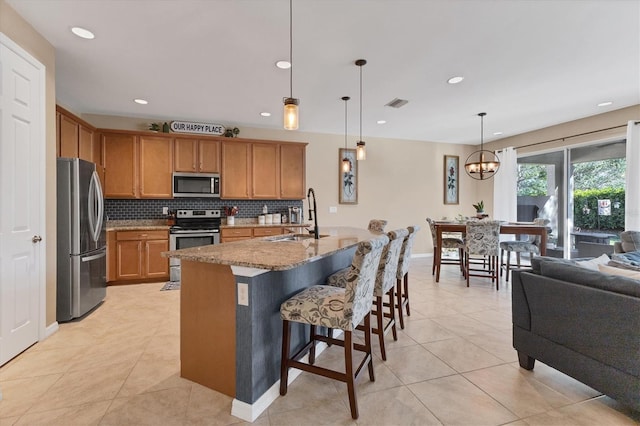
[464,112,500,180]
[355,59,367,160]
[341,96,351,173]
[283,0,299,130]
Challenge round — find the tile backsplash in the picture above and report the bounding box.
[105,199,304,220]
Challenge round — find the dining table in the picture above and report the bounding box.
[433,221,548,282]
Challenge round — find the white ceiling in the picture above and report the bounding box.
[7,0,640,144]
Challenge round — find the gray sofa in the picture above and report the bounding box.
[512,256,640,411]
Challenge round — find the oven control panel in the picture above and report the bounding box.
[175,209,221,218]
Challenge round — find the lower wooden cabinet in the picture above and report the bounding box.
[221,226,283,243]
[110,230,169,283]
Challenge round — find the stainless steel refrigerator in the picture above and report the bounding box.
[56,158,106,322]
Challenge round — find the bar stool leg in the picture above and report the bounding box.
[388,288,398,341]
[403,274,410,316]
[344,330,358,419]
[309,325,317,364]
[280,320,292,396]
[396,278,405,329]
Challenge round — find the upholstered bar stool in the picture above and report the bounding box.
[500,217,549,282]
[396,225,420,329]
[368,219,387,232]
[464,220,501,289]
[279,234,389,420]
[327,228,408,360]
[426,218,465,280]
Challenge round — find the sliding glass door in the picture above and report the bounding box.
[517,139,626,259]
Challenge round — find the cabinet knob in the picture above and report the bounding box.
[32,235,43,243]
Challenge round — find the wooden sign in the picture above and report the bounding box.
[170,121,225,136]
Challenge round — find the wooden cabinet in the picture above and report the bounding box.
[103,132,138,198]
[139,135,173,198]
[102,132,173,199]
[280,143,306,199]
[174,138,220,173]
[221,140,307,200]
[252,227,284,237]
[59,113,79,157]
[112,230,169,282]
[221,140,252,199]
[221,227,252,243]
[252,143,279,199]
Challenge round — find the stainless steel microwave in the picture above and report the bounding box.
[172,172,220,198]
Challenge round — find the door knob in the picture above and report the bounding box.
[32,235,43,243]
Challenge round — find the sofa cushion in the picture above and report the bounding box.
[530,256,576,275]
[620,231,640,253]
[538,261,640,298]
[575,253,610,271]
[598,264,640,280]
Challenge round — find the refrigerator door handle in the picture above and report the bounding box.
[81,250,107,262]
[88,171,103,243]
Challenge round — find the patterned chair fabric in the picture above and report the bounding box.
[397,225,420,279]
[426,218,464,249]
[368,219,388,233]
[499,218,549,253]
[465,220,501,256]
[280,234,389,331]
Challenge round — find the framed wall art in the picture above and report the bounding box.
[339,148,358,204]
[444,155,459,205]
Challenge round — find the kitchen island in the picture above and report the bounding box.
[163,226,379,421]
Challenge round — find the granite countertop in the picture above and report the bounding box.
[106,220,170,231]
[163,226,378,271]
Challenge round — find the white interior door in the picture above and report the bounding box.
[0,34,45,366]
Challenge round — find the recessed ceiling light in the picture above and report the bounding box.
[260,112,271,117]
[133,99,148,105]
[71,26,95,39]
[377,120,386,125]
[493,131,503,136]
[276,60,291,69]
[597,101,613,107]
[447,76,464,84]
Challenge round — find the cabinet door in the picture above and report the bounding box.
[280,143,306,199]
[174,138,198,172]
[103,133,138,198]
[116,240,143,280]
[106,230,116,282]
[139,135,173,198]
[78,125,93,162]
[252,143,279,199]
[59,114,79,157]
[199,140,220,172]
[145,239,169,278]
[221,141,251,199]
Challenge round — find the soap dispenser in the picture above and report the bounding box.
[262,205,268,214]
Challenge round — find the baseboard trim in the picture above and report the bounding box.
[43,321,59,339]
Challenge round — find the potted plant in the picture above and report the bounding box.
[473,201,485,218]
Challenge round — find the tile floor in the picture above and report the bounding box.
[1,258,639,425]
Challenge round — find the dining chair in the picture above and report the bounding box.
[499,217,549,281]
[279,234,388,419]
[327,228,407,360]
[368,219,387,232]
[396,225,420,329]
[464,220,501,289]
[426,218,465,281]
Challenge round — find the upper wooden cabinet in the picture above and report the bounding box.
[102,131,173,199]
[103,132,138,198]
[221,140,252,199]
[280,143,306,199]
[221,140,307,200]
[58,113,79,158]
[174,138,220,173]
[139,135,173,198]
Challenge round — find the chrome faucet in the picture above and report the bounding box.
[307,187,319,239]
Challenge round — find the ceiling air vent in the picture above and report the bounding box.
[385,98,408,108]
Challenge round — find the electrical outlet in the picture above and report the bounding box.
[329,206,337,213]
[162,206,169,215]
[237,283,249,306]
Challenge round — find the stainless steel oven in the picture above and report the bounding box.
[169,209,221,283]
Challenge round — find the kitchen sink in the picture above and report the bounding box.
[265,233,328,242]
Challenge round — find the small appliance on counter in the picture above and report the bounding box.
[288,206,303,224]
